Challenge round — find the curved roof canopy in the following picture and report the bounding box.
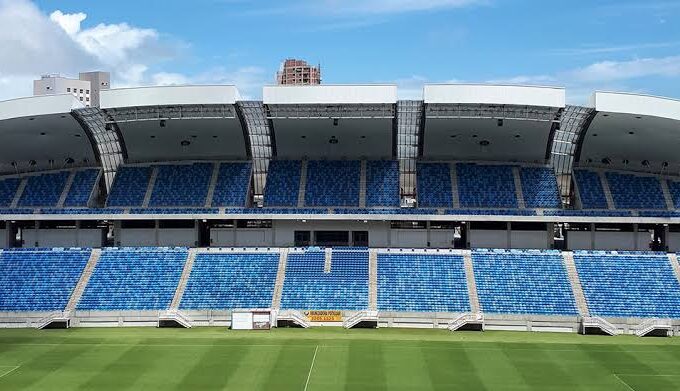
[578,92,680,175]
[422,84,565,163]
[263,85,397,160]
[101,85,249,163]
[0,94,96,175]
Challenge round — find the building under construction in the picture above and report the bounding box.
[276,59,321,85]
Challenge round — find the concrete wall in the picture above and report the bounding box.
[118,228,156,247]
[470,229,508,249]
[22,228,104,248]
[511,230,549,249]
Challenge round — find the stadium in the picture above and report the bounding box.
[1,82,680,390]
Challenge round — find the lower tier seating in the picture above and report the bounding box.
[377,252,470,312]
[78,248,187,310]
[180,252,279,310]
[0,248,90,311]
[472,249,578,315]
[574,251,680,318]
[280,248,368,310]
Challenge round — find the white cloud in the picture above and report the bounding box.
[568,55,680,82]
[147,66,269,100]
[49,10,86,36]
[485,75,557,85]
[319,0,485,14]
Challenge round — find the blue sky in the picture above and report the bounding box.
[1,0,679,102]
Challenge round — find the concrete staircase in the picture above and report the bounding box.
[668,253,680,286]
[449,163,460,208]
[271,248,289,309]
[368,249,378,311]
[598,171,616,209]
[562,251,590,316]
[65,248,102,312]
[57,171,77,208]
[324,248,332,273]
[359,160,367,208]
[170,248,199,310]
[204,162,221,207]
[512,166,526,209]
[142,166,158,207]
[10,178,27,208]
[297,161,308,208]
[462,250,481,313]
[660,178,675,210]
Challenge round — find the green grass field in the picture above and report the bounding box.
[1,327,680,390]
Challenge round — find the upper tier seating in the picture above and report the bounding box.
[416,163,452,208]
[520,167,561,208]
[149,163,213,207]
[280,248,368,310]
[667,179,680,209]
[458,163,518,208]
[78,248,187,310]
[0,177,21,207]
[64,169,100,207]
[18,171,70,207]
[263,160,302,207]
[366,160,400,207]
[605,172,666,210]
[574,251,680,318]
[472,249,578,315]
[573,169,608,209]
[377,252,470,312]
[305,161,360,207]
[0,248,90,311]
[211,162,252,207]
[106,166,152,207]
[180,252,279,310]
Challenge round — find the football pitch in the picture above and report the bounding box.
[1,327,680,390]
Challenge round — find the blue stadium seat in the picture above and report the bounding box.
[377,252,470,312]
[64,169,100,207]
[0,177,21,207]
[573,169,608,209]
[18,171,70,207]
[445,209,537,216]
[0,248,90,311]
[520,167,561,208]
[667,179,680,209]
[606,172,665,209]
[280,248,368,310]
[211,162,252,207]
[416,163,452,208]
[106,166,152,207]
[574,251,680,318]
[180,252,279,309]
[149,163,213,207]
[78,248,187,311]
[305,161,360,207]
[264,160,301,207]
[366,160,400,207]
[458,163,518,208]
[473,249,578,315]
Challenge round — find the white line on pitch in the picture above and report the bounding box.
[0,365,20,380]
[303,345,319,391]
[613,374,637,391]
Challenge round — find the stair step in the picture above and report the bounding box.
[57,171,77,208]
[598,171,616,210]
[462,250,481,313]
[512,166,526,209]
[297,161,308,208]
[204,162,221,207]
[359,160,367,208]
[10,178,27,208]
[142,166,158,208]
[450,163,460,208]
[562,251,590,316]
[65,248,102,312]
[271,248,289,309]
[368,249,378,311]
[170,248,199,310]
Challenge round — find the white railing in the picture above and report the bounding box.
[582,316,618,335]
[343,311,378,329]
[634,318,672,337]
[35,311,70,329]
[447,312,484,331]
[277,310,310,328]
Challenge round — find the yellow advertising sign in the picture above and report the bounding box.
[305,310,342,322]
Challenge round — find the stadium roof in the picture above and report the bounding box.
[100,85,248,163]
[576,91,680,175]
[263,85,397,159]
[422,84,565,163]
[0,94,95,175]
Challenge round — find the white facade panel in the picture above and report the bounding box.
[391,229,428,248]
[667,232,680,252]
[567,231,593,250]
[119,228,157,247]
[593,231,636,251]
[158,228,196,247]
[101,85,240,109]
[0,94,83,121]
[429,230,456,248]
[593,91,680,121]
[235,229,273,247]
[263,85,397,104]
[424,84,565,107]
[510,231,549,249]
[210,228,235,247]
[469,229,509,249]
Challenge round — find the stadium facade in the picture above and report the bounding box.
[1,83,680,334]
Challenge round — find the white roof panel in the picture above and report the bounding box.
[0,94,84,121]
[424,84,565,108]
[591,91,680,121]
[263,85,398,105]
[100,85,240,109]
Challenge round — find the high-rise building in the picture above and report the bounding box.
[276,59,321,85]
[33,71,110,107]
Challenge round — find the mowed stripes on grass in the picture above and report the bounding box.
[1,327,680,390]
